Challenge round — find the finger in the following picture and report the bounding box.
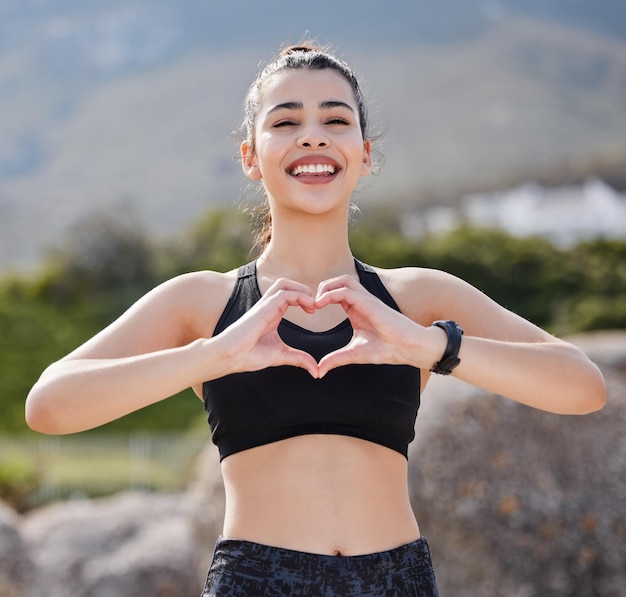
[224,292,315,356]
[235,328,320,378]
[280,348,320,378]
[314,285,370,311]
[265,286,317,315]
[255,290,317,329]
[315,275,363,299]
[265,278,314,299]
[317,343,365,378]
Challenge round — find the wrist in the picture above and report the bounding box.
[430,320,464,375]
[189,337,238,382]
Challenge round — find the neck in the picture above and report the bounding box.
[257,210,356,287]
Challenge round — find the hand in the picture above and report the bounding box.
[218,278,320,377]
[314,275,432,377]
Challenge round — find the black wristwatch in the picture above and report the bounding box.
[430,320,463,375]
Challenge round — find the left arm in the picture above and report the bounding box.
[315,267,606,415]
[439,319,605,415]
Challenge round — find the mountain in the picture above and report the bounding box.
[1,1,626,271]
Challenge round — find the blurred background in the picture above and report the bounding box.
[2,0,626,271]
[1,1,625,595]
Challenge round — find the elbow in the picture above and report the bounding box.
[575,361,607,415]
[25,396,49,434]
[25,362,76,434]
[553,343,607,415]
[587,375,607,414]
[25,387,63,435]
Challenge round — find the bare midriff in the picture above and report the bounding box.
[220,434,420,556]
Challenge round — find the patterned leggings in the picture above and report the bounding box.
[201,536,439,596]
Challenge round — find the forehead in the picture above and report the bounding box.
[258,68,357,113]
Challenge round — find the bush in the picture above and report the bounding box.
[0,456,39,512]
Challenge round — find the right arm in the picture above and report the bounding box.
[25,272,318,434]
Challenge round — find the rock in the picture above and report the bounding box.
[568,329,626,372]
[22,491,201,597]
[0,500,38,597]
[410,330,626,596]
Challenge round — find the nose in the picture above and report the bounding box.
[300,139,327,148]
[297,122,329,149]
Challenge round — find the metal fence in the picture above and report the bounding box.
[0,433,209,507]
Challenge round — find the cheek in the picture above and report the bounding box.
[255,136,286,168]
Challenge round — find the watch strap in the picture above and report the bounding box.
[430,320,463,375]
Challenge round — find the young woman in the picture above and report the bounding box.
[26,44,606,596]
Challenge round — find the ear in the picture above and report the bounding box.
[241,141,262,181]
[360,139,373,177]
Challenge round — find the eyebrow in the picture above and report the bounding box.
[267,100,355,115]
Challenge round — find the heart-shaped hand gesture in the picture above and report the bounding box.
[217,275,434,379]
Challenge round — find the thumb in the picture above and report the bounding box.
[282,347,320,378]
[317,343,362,378]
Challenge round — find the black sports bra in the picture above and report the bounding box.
[202,260,421,460]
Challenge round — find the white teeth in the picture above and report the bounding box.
[291,164,336,175]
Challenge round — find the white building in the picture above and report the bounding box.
[402,178,626,247]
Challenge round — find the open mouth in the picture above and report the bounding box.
[289,163,337,177]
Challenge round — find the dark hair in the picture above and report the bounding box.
[238,43,375,253]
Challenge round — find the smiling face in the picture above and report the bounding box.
[241,68,372,216]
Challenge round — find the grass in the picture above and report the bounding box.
[0,432,208,510]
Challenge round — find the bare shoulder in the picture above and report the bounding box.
[145,268,239,340]
[63,267,240,360]
[373,265,456,325]
[374,264,451,292]
[372,264,553,342]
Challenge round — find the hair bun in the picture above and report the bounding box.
[279,41,325,57]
